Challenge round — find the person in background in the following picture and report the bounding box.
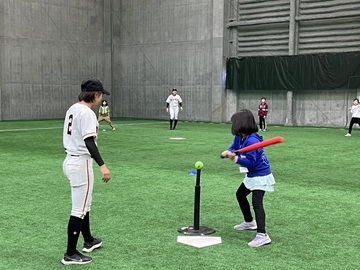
[98,100,115,131]
[345,98,360,137]
[258,97,268,131]
[166,88,183,130]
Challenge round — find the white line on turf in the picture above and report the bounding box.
[0,127,62,132]
[122,122,168,126]
[0,122,169,132]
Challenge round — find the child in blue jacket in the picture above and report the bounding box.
[221,109,275,247]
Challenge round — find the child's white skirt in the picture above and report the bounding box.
[243,173,275,192]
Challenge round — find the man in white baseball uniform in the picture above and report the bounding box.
[166,88,183,130]
[61,78,111,265]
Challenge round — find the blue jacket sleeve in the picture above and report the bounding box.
[236,153,257,168]
[228,136,240,152]
[234,135,261,168]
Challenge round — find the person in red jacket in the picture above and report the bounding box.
[258,97,268,131]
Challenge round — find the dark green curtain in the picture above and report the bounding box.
[226,52,360,91]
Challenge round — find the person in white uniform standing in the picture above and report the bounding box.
[166,88,183,130]
[345,98,360,137]
[61,78,111,265]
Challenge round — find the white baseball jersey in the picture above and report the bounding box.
[63,103,99,156]
[351,105,360,118]
[166,94,182,108]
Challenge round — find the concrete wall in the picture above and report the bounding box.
[111,0,226,122]
[0,0,111,120]
[0,0,5,121]
[223,88,359,128]
[0,0,228,122]
[0,0,358,127]
[293,89,359,127]
[222,90,288,125]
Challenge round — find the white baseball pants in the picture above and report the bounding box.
[63,155,94,219]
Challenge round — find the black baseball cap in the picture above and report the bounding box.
[81,78,110,95]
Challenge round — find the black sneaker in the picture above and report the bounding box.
[82,237,102,253]
[61,250,92,265]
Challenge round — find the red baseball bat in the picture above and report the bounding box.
[235,136,284,153]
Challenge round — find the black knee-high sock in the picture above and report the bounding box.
[170,119,173,129]
[81,212,93,244]
[173,120,178,129]
[66,216,83,256]
[236,183,253,222]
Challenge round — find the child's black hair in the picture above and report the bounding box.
[231,109,259,136]
[102,100,108,106]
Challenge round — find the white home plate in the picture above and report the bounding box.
[177,236,222,248]
[169,137,185,140]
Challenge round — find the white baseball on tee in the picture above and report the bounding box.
[63,103,99,156]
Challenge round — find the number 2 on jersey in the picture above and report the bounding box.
[67,114,73,135]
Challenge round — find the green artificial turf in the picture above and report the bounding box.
[0,119,358,269]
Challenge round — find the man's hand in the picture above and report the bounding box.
[100,164,111,183]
